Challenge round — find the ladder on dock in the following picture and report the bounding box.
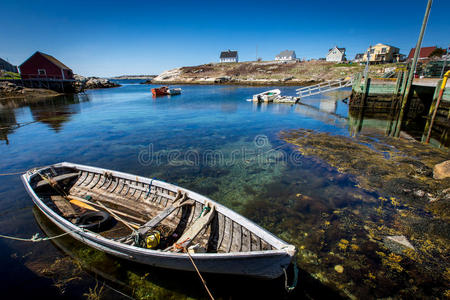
[296,77,353,98]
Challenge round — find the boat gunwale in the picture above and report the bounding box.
[22,162,296,259]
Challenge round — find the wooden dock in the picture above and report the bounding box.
[350,71,449,146]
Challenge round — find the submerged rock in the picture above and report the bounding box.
[334,265,344,273]
[383,235,415,254]
[433,160,450,180]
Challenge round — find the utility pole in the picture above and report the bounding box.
[440,45,449,79]
[395,0,433,137]
[364,46,371,78]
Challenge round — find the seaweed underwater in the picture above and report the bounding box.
[240,129,450,299]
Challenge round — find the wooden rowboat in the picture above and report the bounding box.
[21,162,296,279]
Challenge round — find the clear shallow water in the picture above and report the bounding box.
[0,82,370,299]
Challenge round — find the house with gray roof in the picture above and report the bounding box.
[275,50,296,62]
[0,58,18,73]
[326,46,346,62]
[220,50,238,63]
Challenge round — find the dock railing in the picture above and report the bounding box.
[296,77,353,98]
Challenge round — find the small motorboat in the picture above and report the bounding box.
[22,162,296,279]
[252,89,281,102]
[151,86,168,96]
[151,87,182,96]
[167,88,182,95]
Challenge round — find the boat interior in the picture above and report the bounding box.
[29,165,276,254]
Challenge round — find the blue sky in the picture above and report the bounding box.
[1,0,449,77]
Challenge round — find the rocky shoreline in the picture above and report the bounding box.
[0,75,120,99]
[276,129,450,299]
[144,61,394,87]
[0,82,61,100]
[149,78,320,86]
[147,65,320,86]
[73,75,121,91]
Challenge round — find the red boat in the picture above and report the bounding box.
[151,86,169,96]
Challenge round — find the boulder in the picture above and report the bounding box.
[72,75,120,91]
[383,235,415,254]
[433,160,450,180]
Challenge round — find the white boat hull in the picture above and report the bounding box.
[22,162,296,279]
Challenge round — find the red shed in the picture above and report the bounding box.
[406,46,437,61]
[19,51,74,80]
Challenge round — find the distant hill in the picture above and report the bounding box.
[110,75,157,80]
[151,61,392,86]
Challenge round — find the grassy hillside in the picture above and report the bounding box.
[153,60,398,85]
[0,71,20,80]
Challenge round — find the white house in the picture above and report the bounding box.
[326,46,346,62]
[275,50,296,61]
[220,50,238,63]
[354,53,364,63]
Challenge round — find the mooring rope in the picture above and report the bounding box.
[0,165,47,176]
[0,170,27,176]
[184,247,215,300]
[0,228,79,242]
[283,260,299,292]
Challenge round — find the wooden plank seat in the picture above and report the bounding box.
[35,172,80,188]
[137,191,194,236]
[166,202,216,252]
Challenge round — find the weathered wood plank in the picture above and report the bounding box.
[76,171,89,186]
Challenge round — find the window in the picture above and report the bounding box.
[381,48,387,53]
[370,48,375,54]
[38,69,46,75]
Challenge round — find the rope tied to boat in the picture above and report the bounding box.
[146,178,155,198]
[174,240,215,300]
[196,205,211,221]
[0,228,79,242]
[0,165,47,176]
[283,260,299,293]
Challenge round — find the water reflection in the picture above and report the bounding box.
[0,107,16,144]
[0,94,89,142]
[348,105,449,148]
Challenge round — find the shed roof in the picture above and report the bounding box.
[276,50,295,58]
[220,50,238,58]
[20,51,72,70]
[0,57,15,67]
[407,46,437,60]
[328,46,346,53]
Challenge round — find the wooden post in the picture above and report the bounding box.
[421,79,442,142]
[395,0,433,137]
[360,77,370,108]
[424,70,450,143]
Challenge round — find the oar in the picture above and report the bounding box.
[94,200,139,230]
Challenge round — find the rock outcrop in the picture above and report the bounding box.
[148,61,395,86]
[0,82,60,99]
[433,160,450,180]
[73,75,120,92]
